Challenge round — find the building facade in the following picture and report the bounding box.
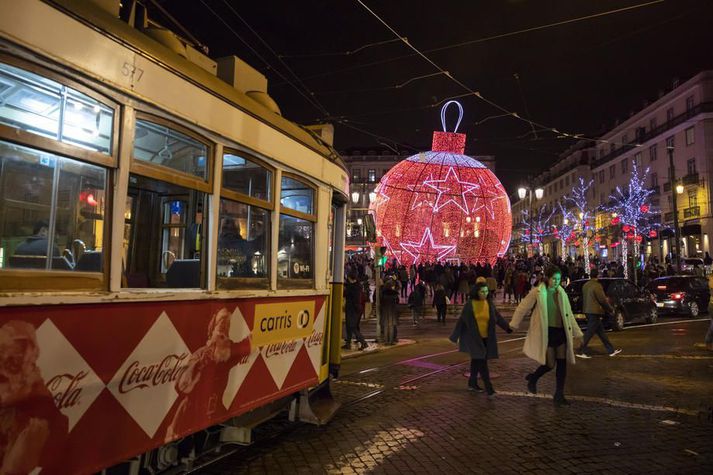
[511,70,713,262]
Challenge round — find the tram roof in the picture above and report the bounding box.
[49,0,344,170]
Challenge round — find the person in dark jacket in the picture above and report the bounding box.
[432,283,448,325]
[576,268,621,358]
[343,272,368,350]
[449,282,512,396]
[381,278,400,344]
[14,220,59,257]
[408,281,426,326]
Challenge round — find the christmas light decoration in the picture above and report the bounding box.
[369,101,511,265]
[520,204,555,256]
[563,178,596,274]
[607,161,658,281]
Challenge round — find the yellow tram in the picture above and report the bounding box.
[0,1,348,473]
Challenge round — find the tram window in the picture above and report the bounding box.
[133,119,207,179]
[216,199,270,289]
[280,176,313,215]
[277,214,314,288]
[0,62,114,154]
[222,153,272,201]
[0,141,106,272]
[124,174,207,288]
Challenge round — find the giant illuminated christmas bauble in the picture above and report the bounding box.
[369,101,511,266]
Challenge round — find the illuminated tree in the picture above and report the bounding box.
[555,201,576,259]
[608,162,657,281]
[564,178,595,275]
[520,204,555,256]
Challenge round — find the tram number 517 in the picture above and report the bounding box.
[121,61,144,82]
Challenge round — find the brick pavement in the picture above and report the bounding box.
[205,319,713,474]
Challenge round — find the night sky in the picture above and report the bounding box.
[155,0,713,192]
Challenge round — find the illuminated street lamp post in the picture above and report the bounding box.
[518,186,544,256]
[667,146,682,272]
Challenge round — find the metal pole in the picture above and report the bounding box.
[374,257,382,342]
[668,146,682,273]
[529,190,534,257]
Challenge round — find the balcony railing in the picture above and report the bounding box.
[682,172,700,186]
[592,102,713,168]
[684,206,700,219]
[664,211,674,222]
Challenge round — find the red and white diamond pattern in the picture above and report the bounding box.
[106,312,190,438]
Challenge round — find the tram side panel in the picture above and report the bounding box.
[0,295,327,474]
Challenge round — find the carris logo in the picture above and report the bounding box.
[47,371,88,410]
[119,353,189,394]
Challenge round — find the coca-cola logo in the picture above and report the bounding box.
[118,353,189,394]
[47,371,87,410]
[264,340,298,359]
[305,331,323,348]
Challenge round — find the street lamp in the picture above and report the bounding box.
[518,186,544,256]
[351,191,360,204]
[667,145,682,272]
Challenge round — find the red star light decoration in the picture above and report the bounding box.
[369,101,512,266]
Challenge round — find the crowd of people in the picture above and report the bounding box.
[343,251,713,353]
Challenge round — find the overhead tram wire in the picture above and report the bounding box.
[317,71,449,96]
[197,0,330,117]
[218,0,332,119]
[277,0,667,86]
[354,0,659,153]
[278,37,405,59]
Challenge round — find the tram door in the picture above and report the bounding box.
[326,197,347,377]
[123,174,206,288]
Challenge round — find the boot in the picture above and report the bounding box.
[553,358,568,405]
[526,365,551,394]
[341,342,351,350]
[358,341,368,351]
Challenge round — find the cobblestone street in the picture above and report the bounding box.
[206,308,713,474]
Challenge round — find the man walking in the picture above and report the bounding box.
[576,268,622,358]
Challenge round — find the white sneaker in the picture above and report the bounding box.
[609,349,623,357]
[575,353,591,359]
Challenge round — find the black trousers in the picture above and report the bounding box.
[469,339,493,393]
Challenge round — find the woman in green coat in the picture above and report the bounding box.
[450,282,512,395]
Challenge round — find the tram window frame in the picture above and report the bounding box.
[217,149,275,290]
[277,173,317,289]
[124,113,214,289]
[130,112,213,193]
[0,57,119,291]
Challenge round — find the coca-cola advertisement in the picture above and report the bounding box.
[0,296,325,474]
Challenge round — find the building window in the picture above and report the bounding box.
[367,169,376,182]
[685,126,695,146]
[620,159,628,174]
[278,175,316,288]
[600,193,604,205]
[598,170,605,183]
[649,144,657,162]
[686,95,694,111]
[688,190,697,208]
[622,134,628,145]
[610,143,615,154]
[633,152,641,169]
[666,107,674,122]
[666,136,675,150]
[352,168,361,181]
[650,117,657,131]
[687,158,696,175]
[650,173,658,188]
[609,164,615,179]
[565,175,569,186]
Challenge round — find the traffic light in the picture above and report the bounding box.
[376,246,387,267]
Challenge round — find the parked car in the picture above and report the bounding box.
[647,275,710,317]
[680,257,706,274]
[565,277,658,331]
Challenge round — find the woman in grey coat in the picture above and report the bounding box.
[450,282,512,395]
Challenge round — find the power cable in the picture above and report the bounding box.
[278,38,405,59]
[279,1,666,85]
[196,0,329,116]
[218,0,332,118]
